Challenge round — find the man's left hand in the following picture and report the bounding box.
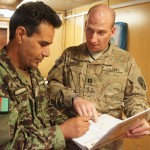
[125,119,150,138]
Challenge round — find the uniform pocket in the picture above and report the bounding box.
[0,114,10,146]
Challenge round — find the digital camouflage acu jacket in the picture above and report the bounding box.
[47,43,149,150]
[0,47,67,150]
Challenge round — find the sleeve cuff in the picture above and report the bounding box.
[63,93,77,107]
[54,125,66,150]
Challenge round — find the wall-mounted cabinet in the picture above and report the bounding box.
[0,20,9,50]
[0,27,7,49]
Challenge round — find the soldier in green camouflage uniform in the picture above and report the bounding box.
[0,47,68,149]
[0,2,90,149]
[47,4,150,150]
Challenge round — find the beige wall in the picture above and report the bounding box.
[113,2,150,150]
[38,26,64,77]
[114,2,150,98]
[0,28,7,49]
[109,0,139,5]
[0,20,9,44]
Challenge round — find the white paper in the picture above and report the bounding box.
[73,108,150,150]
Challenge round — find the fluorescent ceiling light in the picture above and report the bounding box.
[0,9,14,17]
[16,0,38,8]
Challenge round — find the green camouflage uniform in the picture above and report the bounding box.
[0,47,68,150]
[47,43,149,150]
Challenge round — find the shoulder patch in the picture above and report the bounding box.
[138,77,146,90]
[0,97,9,113]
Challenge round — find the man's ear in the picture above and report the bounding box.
[84,20,87,30]
[111,27,116,37]
[15,26,26,43]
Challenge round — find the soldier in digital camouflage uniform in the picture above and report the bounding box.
[0,1,90,150]
[47,4,150,150]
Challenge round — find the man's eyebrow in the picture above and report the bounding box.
[39,41,52,45]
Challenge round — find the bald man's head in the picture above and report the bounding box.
[85,4,116,52]
[87,4,116,28]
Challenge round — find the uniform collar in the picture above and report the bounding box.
[73,42,113,64]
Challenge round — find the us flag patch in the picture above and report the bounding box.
[0,97,9,113]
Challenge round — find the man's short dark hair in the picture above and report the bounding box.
[9,1,62,40]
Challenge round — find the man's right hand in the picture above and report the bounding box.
[60,116,90,139]
[73,97,99,122]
